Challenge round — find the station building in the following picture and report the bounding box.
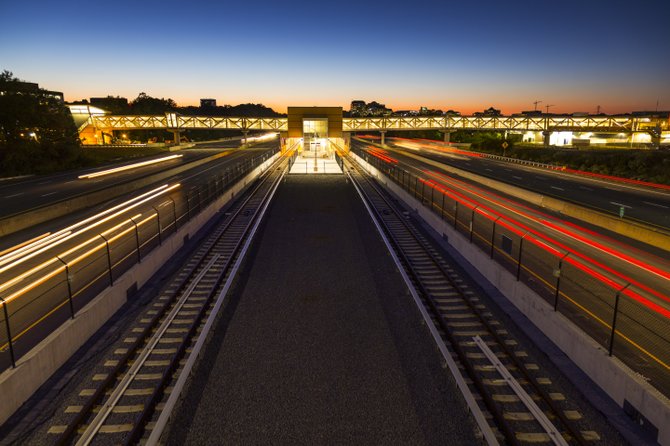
[284,106,347,156]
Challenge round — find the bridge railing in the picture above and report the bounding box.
[351,145,670,400]
[0,151,276,373]
[85,113,658,133]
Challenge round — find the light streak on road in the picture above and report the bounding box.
[0,233,51,257]
[420,177,670,324]
[0,184,180,281]
[423,172,669,301]
[0,185,171,268]
[78,155,183,179]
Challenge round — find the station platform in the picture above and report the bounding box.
[289,154,342,174]
[166,175,477,444]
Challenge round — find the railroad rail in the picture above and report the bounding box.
[345,155,599,445]
[49,156,288,445]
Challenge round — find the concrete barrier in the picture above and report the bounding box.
[0,153,280,425]
[359,139,670,252]
[0,150,236,238]
[352,151,670,445]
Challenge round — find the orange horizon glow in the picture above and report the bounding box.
[61,90,665,116]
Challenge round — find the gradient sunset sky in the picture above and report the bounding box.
[1,0,668,114]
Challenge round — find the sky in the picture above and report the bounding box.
[1,0,669,114]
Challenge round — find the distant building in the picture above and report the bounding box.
[200,98,217,108]
[349,100,392,117]
[90,96,129,113]
[474,107,501,117]
[519,110,543,117]
[393,110,418,117]
[0,80,63,102]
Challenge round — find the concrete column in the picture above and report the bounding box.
[243,130,249,146]
[542,131,551,147]
[171,130,181,145]
[380,131,386,146]
[443,130,453,143]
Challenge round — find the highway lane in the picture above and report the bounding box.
[353,140,670,396]
[0,142,278,252]
[385,137,670,229]
[0,139,247,219]
[0,142,279,370]
[352,139,669,306]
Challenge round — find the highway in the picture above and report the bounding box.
[354,138,670,298]
[353,138,670,298]
[384,137,670,229]
[0,140,279,371]
[352,138,670,395]
[0,139,248,220]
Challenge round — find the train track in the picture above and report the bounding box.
[48,157,287,445]
[345,156,600,446]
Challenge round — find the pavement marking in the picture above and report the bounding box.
[41,191,58,197]
[3,193,23,198]
[579,186,594,191]
[513,176,523,180]
[643,201,669,209]
[610,201,632,209]
[485,168,493,172]
[550,186,564,191]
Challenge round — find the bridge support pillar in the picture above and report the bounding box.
[170,130,181,145]
[443,130,454,143]
[380,131,386,146]
[542,131,551,147]
[243,130,249,146]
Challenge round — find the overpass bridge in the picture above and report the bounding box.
[71,106,669,147]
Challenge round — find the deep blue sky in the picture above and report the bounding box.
[1,0,668,113]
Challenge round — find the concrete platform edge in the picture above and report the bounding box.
[352,151,670,446]
[0,152,279,425]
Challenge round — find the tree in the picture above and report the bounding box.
[0,70,82,175]
[129,92,177,114]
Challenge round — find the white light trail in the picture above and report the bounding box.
[78,154,182,179]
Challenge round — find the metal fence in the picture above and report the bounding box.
[352,146,670,398]
[0,151,276,373]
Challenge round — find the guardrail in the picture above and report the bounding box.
[0,151,276,373]
[351,145,670,399]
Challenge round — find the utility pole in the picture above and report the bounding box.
[596,105,601,114]
[545,104,554,114]
[533,100,542,111]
